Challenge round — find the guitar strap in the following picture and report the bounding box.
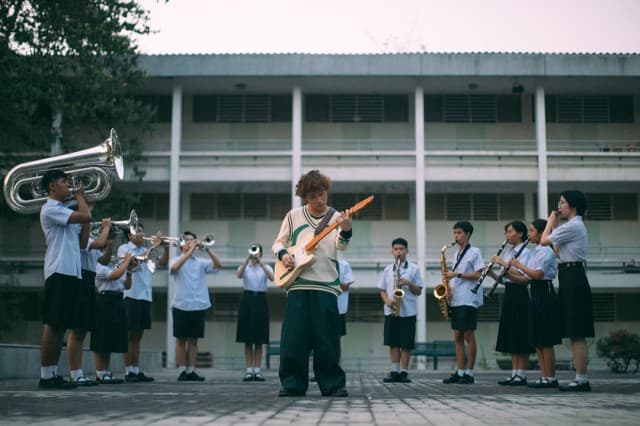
[314,207,336,236]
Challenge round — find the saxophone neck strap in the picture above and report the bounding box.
[453,244,471,272]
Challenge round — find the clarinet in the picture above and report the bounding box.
[470,238,508,294]
[486,239,530,299]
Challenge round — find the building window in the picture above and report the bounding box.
[136,95,172,123]
[535,95,635,123]
[426,193,525,221]
[540,193,638,221]
[190,193,291,220]
[192,95,292,123]
[133,193,169,221]
[305,95,409,123]
[425,95,522,123]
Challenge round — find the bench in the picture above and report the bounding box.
[411,340,456,370]
[266,341,280,369]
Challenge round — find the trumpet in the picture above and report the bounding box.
[248,242,261,257]
[143,235,184,247]
[90,210,138,238]
[471,238,509,294]
[198,234,215,249]
[3,129,124,214]
[391,256,404,317]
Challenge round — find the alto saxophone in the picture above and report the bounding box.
[391,256,404,317]
[433,242,456,320]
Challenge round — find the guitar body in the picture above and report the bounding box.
[274,237,317,288]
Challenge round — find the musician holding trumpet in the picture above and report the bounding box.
[118,223,169,383]
[170,231,222,382]
[236,243,274,382]
[379,238,424,384]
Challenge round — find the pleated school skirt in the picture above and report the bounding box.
[529,280,562,347]
[496,282,535,354]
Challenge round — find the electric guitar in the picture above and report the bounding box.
[274,195,374,288]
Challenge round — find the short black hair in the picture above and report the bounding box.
[391,238,408,248]
[40,169,67,194]
[561,190,587,216]
[531,218,547,233]
[453,221,473,235]
[505,220,528,242]
[183,231,196,239]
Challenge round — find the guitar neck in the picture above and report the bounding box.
[304,216,341,252]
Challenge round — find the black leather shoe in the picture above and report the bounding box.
[497,376,514,385]
[187,371,205,382]
[243,372,254,382]
[136,372,154,382]
[398,371,412,383]
[382,371,400,383]
[324,387,348,397]
[508,375,527,386]
[97,373,123,384]
[178,371,190,381]
[124,372,140,383]
[559,380,591,392]
[458,373,475,384]
[278,388,305,397]
[38,375,77,390]
[443,373,460,384]
[253,373,265,382]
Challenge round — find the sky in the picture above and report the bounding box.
[135,0,640,55]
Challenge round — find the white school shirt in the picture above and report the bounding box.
[501,242,532,283]
[40,198,82,280]
[81,237,102,273]
[118,241,153,302]
[527,244,558,281]
[95,262,126,292]
[238,262,273,293]
[336,260,355,315]
[170,255,218,311]
[377,260,424,317]
[449,245,485,308]
[547,216,588,263]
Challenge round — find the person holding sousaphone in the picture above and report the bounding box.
[272,170,356,398]
[236,243,274,382]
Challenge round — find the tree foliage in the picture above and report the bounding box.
[1,0,161,216]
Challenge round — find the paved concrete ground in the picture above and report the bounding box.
[1,368,639,425]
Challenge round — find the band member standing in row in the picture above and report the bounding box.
[494,221,534,386]
[442,221,484,385]
[170,231,222,382]
[118,224,168,382]
[38,169,92,389]
[541,190,594,392]
[508,219,562,388]
[91,240,133,384]
[336,259,354,341]
[273,170,352,398]
[379,238,424,384]
[236,243,274,382]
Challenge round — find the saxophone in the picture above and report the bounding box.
[391,256,404,317]
[433,242,456,320]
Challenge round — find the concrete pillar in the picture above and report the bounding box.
[291,87,302,208]
[535,87,549,217]
[414,86,427,350]
[166,83,182,368]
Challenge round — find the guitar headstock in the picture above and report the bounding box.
[347,195,374,215]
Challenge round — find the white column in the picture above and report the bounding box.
[51,112,63,155]
[535,87,549,217]
[414,87,427,351]
[291,87,303,208]
[166,83,182,369]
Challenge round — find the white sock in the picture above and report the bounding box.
[132,366,140,374]
[391,362,400,372]
[511,369,517,377]
[125,365,134,374]
[186,366,194,373]
[254,367,261,374]
[178,365,186,373]
[546,376,556,382]
[246,367,253,374]
[465,369,474,377]
[70,369,84,380]
[518,370,527,378]
[96,370,108,379]
[575,374,588,383]
[456,369,464,376]
[41,366,56,380]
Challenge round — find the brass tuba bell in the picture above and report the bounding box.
[3,129,124,214]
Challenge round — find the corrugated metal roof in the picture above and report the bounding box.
[141,51,640,57]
